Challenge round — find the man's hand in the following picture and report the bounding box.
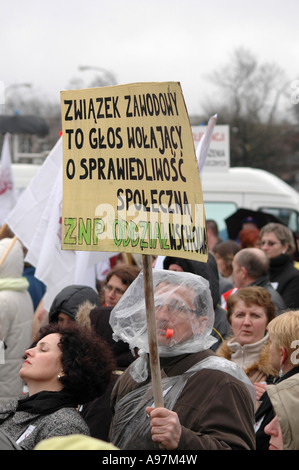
[146,406,181,450]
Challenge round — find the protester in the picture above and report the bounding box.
[255,310,299,449]
[109,270,256,450]
[0,238,34,405]
[101,264,140,307]
[163,254,231,351]
[239,228,260,249]
[230,248,286,313]
[48,284,102,326]
[213,240,241,284]
[260,223,299,309]
[241,216,259,232]
[206,219,222,252]
[0,323,115,450]
[217,287,277,393]
[264,374,299,450]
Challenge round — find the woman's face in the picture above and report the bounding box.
[19,333,63,392]
[230,299,268,346]
[260,232,286,259]
[104,274,127,307]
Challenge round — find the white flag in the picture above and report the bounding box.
[0,133,17,226]
[6,137,116,310]
[196,114,218,177]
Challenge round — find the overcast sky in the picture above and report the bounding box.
[1,0,298,116]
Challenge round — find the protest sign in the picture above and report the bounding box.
[61,82,208,261]
[192,124,230,171]
[61,82,210,408]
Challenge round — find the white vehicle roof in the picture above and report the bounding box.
[201,167,299,209]
[201,167,298,197]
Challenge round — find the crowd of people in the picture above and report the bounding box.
[0,217,299,451]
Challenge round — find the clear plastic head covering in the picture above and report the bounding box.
[110,269,217,382]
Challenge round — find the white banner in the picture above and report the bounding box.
[0,133,17,226]
[6,137,115,310]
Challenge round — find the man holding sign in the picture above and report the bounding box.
[60,81,210,431]
[109,270,256,450]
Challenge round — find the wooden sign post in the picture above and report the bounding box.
[142,253,164,407]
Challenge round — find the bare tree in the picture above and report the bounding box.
[200,48,299,181]
[207,47,288,124]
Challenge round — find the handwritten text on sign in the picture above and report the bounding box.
[60,82,207,261]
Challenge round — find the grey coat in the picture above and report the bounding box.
[0,398,90,450]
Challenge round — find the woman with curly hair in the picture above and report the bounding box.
[0,323,116,450]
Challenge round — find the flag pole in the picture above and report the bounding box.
[142,254,164,408]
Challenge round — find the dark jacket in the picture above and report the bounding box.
[269,254,299,309]
[163,255,231,350]
[255,367,299,450]
[250,275,286,314]
[110,349,256,450]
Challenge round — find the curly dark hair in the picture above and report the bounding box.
[34,323,116,404]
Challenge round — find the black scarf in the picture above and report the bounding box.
[16,390,77,415]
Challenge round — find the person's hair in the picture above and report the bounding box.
[239,228,260,249]
[206,219,219,237]
[101,264,140,302]
[235,248,269,279]
[33,323,116,404]
[104,263,140,286]
[260,223,295,256]
[267,310,299,359]
[213,240,240,275]
[227,286,276,325]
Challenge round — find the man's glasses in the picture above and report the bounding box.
[155,299,196,315]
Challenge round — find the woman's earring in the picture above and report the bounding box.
[279,368,283,378]
[57,375,62,381]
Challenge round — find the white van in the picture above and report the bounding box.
[201,167,299,239]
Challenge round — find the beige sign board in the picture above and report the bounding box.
[60,82,207,261]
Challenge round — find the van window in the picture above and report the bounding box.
[204,202,237,240]
[259,207,299,233]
